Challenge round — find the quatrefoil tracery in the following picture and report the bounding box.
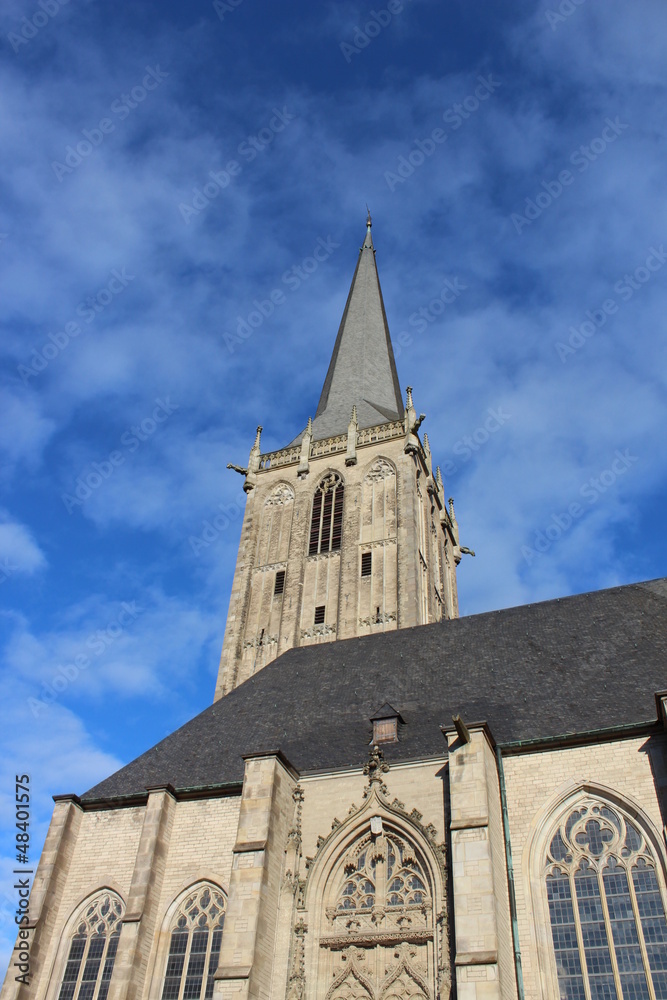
[546,800,653,876]
[335,832,430,915]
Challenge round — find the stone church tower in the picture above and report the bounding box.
[3,214,667,1000]
[217,217,469,698]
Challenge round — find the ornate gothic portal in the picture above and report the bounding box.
[292,750,451,1000]
[322,831,434,1000]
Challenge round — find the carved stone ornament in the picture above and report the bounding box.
[243,632,278,649]
[363,745,390,790]
[265,483,295,506]
[301,623,337,639]
[286,746,451,1000]
[364,458,396,482]
[358,612,396,628]
[286,919,308,1000]
[324,948,376,1000]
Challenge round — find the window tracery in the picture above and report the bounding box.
[161,883,226,1000]
[545,799,667,1000]
[254,484,294,566]
[335,834,429,920]
[309,473,344,555]
[265,483,295,507]
[364,459,395,483]
[318,826,437,1000]
[56,891,123,1000]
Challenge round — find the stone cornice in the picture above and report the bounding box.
[319,927,433,950]
[258,420,405,473]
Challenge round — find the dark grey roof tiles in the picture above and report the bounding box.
[82,579,667,802]
[370,703,402,721]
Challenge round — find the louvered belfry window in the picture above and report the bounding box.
[309,473,344,555]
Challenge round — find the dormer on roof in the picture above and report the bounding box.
[370,703,404,744]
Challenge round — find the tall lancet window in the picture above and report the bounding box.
[309,473,344,555]
[545,800,667,1000]
[161,884,226,1000]
[56,892,123,1000]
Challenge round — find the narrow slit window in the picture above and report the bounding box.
[361,552,372,576]
[314,605,325,625]
[274,570,285,595]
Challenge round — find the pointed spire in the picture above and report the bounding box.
[449,497,460,544]
[404,386,425,456]
[243,425,262,492]
[436,467,447,525]
[298,417,312,477]
[298,217,402,444]
[448,496,475,560]
[423,431,432,478]
[346,405,358,466]
[363,207,373,249]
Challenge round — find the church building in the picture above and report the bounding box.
[3,219,667,1000]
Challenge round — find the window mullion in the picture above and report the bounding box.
[318,495,324,554]
[627,861,657,1000]
[178,934,194,1000]
[570,869,594,1000]
[91,937,106,1000]
[597,866,623,1000]
[375,855,387,911]
[328,487,334,551]
[202,932,212,1000]
[73,938,89,1000]
[205,938,211,1000]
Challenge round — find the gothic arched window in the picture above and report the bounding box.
[319,826,437,1000]
[161,883,226,1000]
[56,891,123,1000]
[545,800,667,1000]
[309,473,344,555]
[336,833,429,916]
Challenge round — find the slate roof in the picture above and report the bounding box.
[289,221,403,446]
[82,578,667,803]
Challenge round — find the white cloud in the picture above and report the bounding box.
[0,512,46,578]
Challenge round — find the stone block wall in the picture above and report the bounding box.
[1,794,241,1000]
[216,428,459,698]
[502,732,667,1000]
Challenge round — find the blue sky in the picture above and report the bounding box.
[1,0,667,971]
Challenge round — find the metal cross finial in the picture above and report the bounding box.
[366,205,372,228]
